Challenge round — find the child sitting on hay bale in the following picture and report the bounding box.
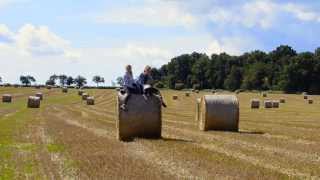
[120,65,166,111]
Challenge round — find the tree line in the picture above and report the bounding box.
[150,45,320,94]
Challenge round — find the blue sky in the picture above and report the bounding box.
[1,0,320,85]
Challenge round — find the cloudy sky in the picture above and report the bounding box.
[1,0,320,85]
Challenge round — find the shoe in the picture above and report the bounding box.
[120,104,128,111]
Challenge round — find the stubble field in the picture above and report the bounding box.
[0,87,319,179]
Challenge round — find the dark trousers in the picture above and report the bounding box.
[123,86,140,105]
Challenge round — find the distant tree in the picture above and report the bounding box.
[66,76,74,86]
[47,74,59,86]
[59,75,68,86]
[20,75,36,86]
[116,76,124,86]
[74,75,87,88]
[0,76,2,84]
[92,75,105,87]
[224,66,242,91]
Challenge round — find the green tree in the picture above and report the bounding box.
[116,77,123,86]
[224,66,242,91]
[74,76,87,88]
[20,75,36,86]
[66,76,74,86]
[59,75,68,86]
[92,75,105,87]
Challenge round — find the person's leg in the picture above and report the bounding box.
[120,87,132,111]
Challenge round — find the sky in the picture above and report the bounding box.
[1,0,320,85]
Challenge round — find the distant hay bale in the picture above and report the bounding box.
[117,94,162,141]
[185,93,190,97]
[172,95,178,100]
[78,90,84,96]
[264,100,273,108]
[197,95,239,131]
[262,92,267,97]
[251,99,260,109]
[272,100,280,108]
[35,86,40,89]
[211,90,216,94]
[308,99,313,104]
[35,92,43,100]
[116,88,121,92]
[28,96,40,108]
[86,97,95,105]
[195,90,199,93]
[280,98,286,103]
[62,87,68,93]
[304,95,308,99]
[82,93,89,100]
[46,85,52,89]
[2,94,12,103]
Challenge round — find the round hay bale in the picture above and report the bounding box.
[78,90,84,96]
[35,92,43,100]
[304,95,308,100]
[262,92,267,97]
[272,100,280,108]
[195,90,199,93]
[308,99,313,104]
[117,94,162,141]
[35,86,40,89]
[46,85,52,90]
[172,95,178,100]
[264,100,273,108]
[86,97,95,105]
[28,96,40,108]
[197,95,239,132]
[212,90,216,94]
[62,87,68,93]
[251,99,260,109]
[185,92,190,97]
[2,94,12,103]
[280,98,286,103]
[82,93,89,100]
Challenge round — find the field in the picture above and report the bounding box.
[0,87,320,179]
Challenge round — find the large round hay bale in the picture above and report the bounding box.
[28,96,40,108]
[35,92,43,100]
[280,98,286,103]
[82,93,89,100]
[251,99,260,109]
[172,95,178,100]
[117,94,162,141]
[87,97,95,105]
[197,95,239,132]
[264,100,273,108]
[308,99,314,104]
[272,100,280,108]
[2,94,12,103]
[62,87,68,93]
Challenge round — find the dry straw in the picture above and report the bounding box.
[35,92,43,100]
[264,100,273,108]
[197,95,239,131]
[251,99,260,109]
[2,94,12,103]
[272,100,280,108]
[82,93,89,100]
[28,96,40,108]
[116,94,162,141]
[87,96,95,105]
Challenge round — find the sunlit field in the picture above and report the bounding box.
[0,87,320,179]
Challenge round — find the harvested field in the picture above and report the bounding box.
[1,87,320,179]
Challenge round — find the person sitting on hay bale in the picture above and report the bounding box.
[120,65,167,111]
[120,65,141,111]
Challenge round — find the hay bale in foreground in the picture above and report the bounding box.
[86,97,95,105]
[264,100,273,108]
[62,87,68,93]
[197,95,239,131]
[272,100,280,108]
[172,95,178,100]
[28,96,40,108]
[280,98,286,103]
[2,94,12,103]
[35,92,43,100]
[117,94,162,141]
[251,99,260,109]
[308,99,314,104]
[82,93,89,100]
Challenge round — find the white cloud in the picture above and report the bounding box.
[208,0,320,29]
[96,0,198,28]
[0,24,80,58]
